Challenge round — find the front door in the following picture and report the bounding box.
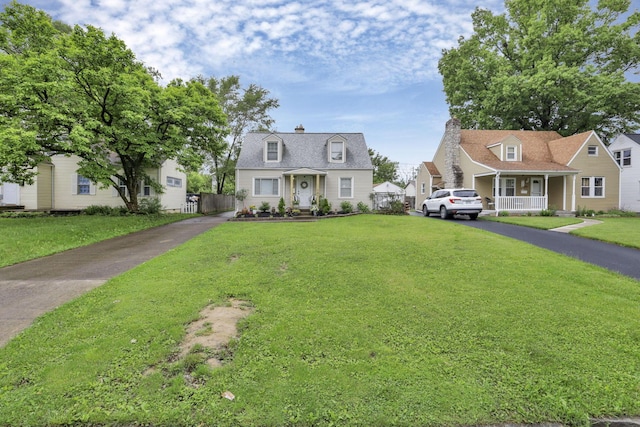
[531,179,542,197]
[296,175,314,207]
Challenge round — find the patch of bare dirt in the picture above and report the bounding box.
[179,299,254,368]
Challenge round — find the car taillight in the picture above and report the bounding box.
[449,198,460,204]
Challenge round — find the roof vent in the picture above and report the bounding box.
[295,124,305,133]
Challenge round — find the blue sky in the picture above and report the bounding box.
[5,0,505,176]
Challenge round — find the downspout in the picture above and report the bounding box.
[290,175,294,207]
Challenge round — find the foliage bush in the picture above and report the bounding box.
[539,208,556,217]
[576,206,595,217]
[498,210,510,216]
[340,201,353,213]
[318,196,331,215]
[278,197,286,216]
[0,211,48,218]
[357,201,370,213]
[259,201,270,212]
[138,197,163,215]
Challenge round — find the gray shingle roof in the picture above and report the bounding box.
[624,134,640,145]
[237,132,374,170]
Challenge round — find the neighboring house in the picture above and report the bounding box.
[372,181,404,209]
[235,125,374,211]
[415,118,621,213]
[608,134,640,212]
[0,155,187,212]
[404,179,416,208]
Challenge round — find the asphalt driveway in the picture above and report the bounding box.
[0,213,232,347]
[419,214,640,281]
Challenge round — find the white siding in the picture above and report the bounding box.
[609,135,640,212]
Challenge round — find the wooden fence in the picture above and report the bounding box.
[199,193,235,215]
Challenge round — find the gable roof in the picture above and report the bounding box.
[623,134,640,145]
[459,129,590,172]
[237,132,373,170]
[423,161,441,177]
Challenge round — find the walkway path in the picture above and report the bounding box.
[548,218,602,233]
[0,213,232,347]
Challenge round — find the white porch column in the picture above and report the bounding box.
[571,175,576,212]
[544,174,549,210]
[290,175,294,207]
[494,173,500,215]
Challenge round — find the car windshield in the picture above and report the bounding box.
[453,190,478,197]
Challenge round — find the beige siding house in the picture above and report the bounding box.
[236,126,374,211]
[415,118,621,213]
[0,155,187,212]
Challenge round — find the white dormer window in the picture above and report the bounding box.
[331,141,344,161]
[506,145,517,161]
[264,139,282,162]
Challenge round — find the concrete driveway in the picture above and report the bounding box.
[0,213,232,347]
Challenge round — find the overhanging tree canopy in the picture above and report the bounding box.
[0,2,226,211]
[438,0,640,140]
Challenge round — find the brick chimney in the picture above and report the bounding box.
[443,117,463,188]
[295,124,305,133]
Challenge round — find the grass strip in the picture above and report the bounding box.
[1,215,639,426]
[0,214,199,267]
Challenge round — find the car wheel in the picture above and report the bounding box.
[469,213,478,220]
[439,206,449,219]
[422,205,429,217]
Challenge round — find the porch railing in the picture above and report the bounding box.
[495,196,547,212]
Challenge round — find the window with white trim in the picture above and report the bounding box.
[339,177,353,198]
[167,176,182,187]
[330,141,344,162]
[581,177,604,197]
[614,149,631,167]
[494,178,516,196]
[77,175,91,195]
[587,145,598,156]
[506,146,517,161]
[254,178,279,196]
[420,182,425,194]
[266,141,279,162]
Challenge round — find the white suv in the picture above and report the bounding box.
[422,189,483,220]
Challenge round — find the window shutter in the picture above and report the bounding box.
[89,181,96,195]
[71,174,77,195]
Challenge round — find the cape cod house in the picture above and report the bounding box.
[235,125,374,211]
[608,134,640,212]
[415,118,621,214]
[0,155,187,212]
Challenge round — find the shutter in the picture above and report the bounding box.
[89,181,96,195]
[71,174,77,195]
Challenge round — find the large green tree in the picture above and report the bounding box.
[0,2,225,211]
[438,0,640,140]
[368,148,399,184]
[193,75,279,194]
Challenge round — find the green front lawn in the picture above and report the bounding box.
[1,215,639,426]
[571,217,640,249]
[0,214,199,267]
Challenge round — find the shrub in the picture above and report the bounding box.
[259,201,270,212]
[278,197,286,216]
[357,201,370,213]
[84,205,117,215]
[138,197,163,215]
[340,201,353,213]
[319,196,331,215]
[498,210,510,216]
[539,208,556,216]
